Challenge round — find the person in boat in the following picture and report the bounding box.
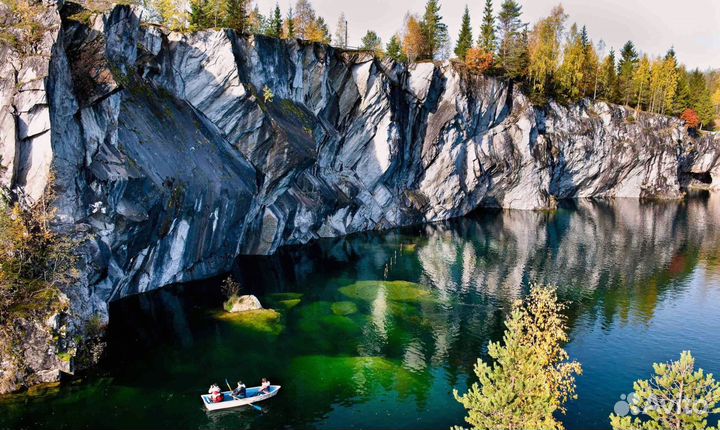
[232,381,247,398]
[259,378,271,394]
[208,383,223,403]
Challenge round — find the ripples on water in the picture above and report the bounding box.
[2,194,720,429]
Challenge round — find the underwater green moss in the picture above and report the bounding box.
[331,301,358,316]
[297,302,362,338]
[339,280,433,303]
[288,355,430,400]
[264,292,303,310]
[214,309,283,335]
[276,299,301,310]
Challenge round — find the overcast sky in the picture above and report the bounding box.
[252,0,719,70]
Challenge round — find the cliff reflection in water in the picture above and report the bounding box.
[96,192,720,430]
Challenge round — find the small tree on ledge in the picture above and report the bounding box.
[681,108,701,131]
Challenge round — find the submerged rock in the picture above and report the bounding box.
[223,294,263,313]
[339,280,433,303]
[215,309,283,335]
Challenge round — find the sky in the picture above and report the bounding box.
[251,0,720,70]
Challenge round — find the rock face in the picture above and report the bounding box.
[1,3,719,392]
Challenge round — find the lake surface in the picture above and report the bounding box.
[3,194,720,429]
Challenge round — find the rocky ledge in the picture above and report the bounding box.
[1,1,719,392]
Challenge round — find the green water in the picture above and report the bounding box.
[3,195,720,429]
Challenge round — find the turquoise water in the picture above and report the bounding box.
[2,195,720,429]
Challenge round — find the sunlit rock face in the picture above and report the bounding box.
[2,2,720,391]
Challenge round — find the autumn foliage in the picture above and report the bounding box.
[402,15,425,63]
[465,48,494,75]
[681,108,700,130]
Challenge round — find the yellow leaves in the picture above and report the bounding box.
[304,19,329,44]
[528,6,566,95]
[0,175,77,327]
[402,15,425,63]
[455,284,581,430]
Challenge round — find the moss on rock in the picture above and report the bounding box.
[331,301,358,316]
[214,309,283,335]
[339,280,433,303]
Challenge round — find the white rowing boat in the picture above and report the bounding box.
[200,385,281,411]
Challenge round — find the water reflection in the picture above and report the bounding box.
[3,192,720,430]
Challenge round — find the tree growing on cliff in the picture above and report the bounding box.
[309,16,331,43]
[609,351,720,430]
[292,0,315,39]
[265,4,283,38]
[465,47,494,74]
[386,34,407,62]
[361,30,383,55]
[557,23,586,102]
[688,69,716,129]
[189,0,211,30]
[283,6,295,38]
[617,40,639,106]
[151,0,188,30]
[496,0,524,76]
[454,6,473,60]
[420,0,449,60]
[402,14,425,63]
[681,108,701,130]
[454,285,582,430]
[527,4,566,101]
[224,0,248,33]
[478,0,496,54]
[0,177,78,362]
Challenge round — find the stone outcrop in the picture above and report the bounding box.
[224,294,263,313]
[1,2,719,392]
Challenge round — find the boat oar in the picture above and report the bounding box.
[226,378,263,412]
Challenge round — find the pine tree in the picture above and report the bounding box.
[190,0,210,30]
[497,0,523,76]
[599,48,619,103]
[673,67,692,115]
[504,26,528,79]
[454,6,473,60]
[617,40,639,105]
[688,69,716,129]
[334,12,347,48]
[454,285,582,430]
[580,25,589,50]
[361,30,383,53]
[224,0,248,33]
[386,34,407,62]
[420,0,448,60]
[478,0,496,53]
[265,4,282,38]
[610,351,720,430]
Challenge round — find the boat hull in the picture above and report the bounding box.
[201,385,281,411]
